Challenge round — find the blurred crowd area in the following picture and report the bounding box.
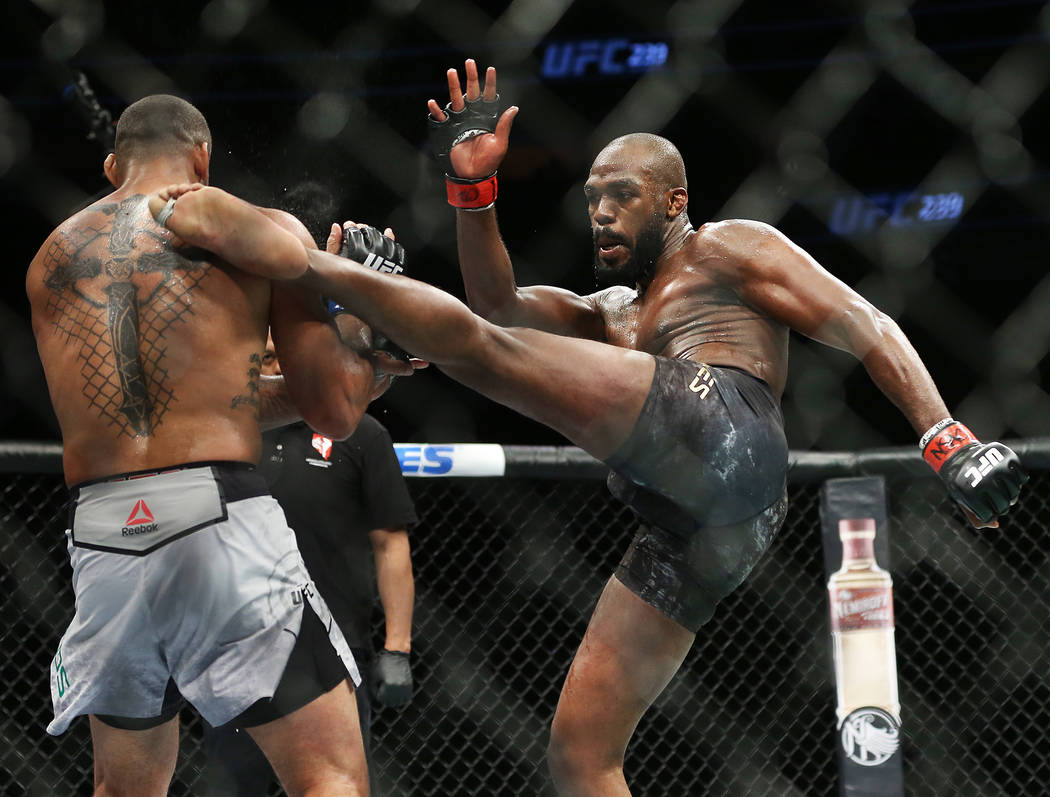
[2,0,1048,449]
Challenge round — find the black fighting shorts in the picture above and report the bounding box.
[605,358,789,631]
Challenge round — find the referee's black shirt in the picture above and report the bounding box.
[259,415,417,649]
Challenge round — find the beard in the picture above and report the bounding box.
[593,215,665,289]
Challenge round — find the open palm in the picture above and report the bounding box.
[449,131,508,179]
[427,59,519,180]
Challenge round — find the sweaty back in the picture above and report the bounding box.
[27,191,271,484]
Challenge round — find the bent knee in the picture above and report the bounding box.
[547,715,624,783]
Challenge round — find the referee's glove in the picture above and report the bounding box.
[373,649,413,707]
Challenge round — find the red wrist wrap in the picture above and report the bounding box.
[446,174,497,209]
[922,421,979,473]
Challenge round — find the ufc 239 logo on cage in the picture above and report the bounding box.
[840,707,900,766]
[689,366,715,399]
[964,447,1004,487]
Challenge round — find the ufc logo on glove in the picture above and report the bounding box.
[964,447,1005,487]
[361,252,403,274]
[341,225,406,275]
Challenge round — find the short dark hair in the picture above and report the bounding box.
[599,133,688,193]
[114,94,211,163]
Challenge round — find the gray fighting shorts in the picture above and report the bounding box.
[48,461,359,735]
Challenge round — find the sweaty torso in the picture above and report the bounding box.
[594,224,789,397]
[27,189,271,485]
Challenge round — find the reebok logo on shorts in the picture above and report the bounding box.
[122,498,159,536]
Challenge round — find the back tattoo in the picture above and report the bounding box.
[42,195,210,438]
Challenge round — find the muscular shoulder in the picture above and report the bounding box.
[258,207,318,250]
[692,219,799,280]
[28,195,147,291]
[586,285,636,315]
[694,219,787,256]
[31,197,119,261]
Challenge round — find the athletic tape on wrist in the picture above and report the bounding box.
[921,419,980,472]
[155,197,176,228]
[446,173,497,210]
[919,417,956,451]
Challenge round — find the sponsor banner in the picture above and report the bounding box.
[394,444,506,478]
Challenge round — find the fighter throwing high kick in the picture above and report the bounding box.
[150,61,1026,796]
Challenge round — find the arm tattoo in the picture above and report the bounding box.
[42,195,211,438]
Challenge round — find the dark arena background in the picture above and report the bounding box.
[2,1,1049,795]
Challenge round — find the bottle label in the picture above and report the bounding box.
[830,586,894,632]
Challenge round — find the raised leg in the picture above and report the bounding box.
[89,715,179,797]
[246,679,369,797]
[547,577,695,796]
[148,186,656,459]
[303,249,655,459]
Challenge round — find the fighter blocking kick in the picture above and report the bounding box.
[149,58,1026,795]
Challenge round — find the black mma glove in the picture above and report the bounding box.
[920,419,1027,526]
[427,94,500,209]
[338,225,411,362]
[427,93,500,176]
[341,224,405,275]
[372,649,413,707]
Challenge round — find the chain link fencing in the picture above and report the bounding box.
[1,441,1046,796]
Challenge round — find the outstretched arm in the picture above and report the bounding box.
[150,188,415,439]
[714,219,1027,527]
[149,184,308,280]
[428,60,605,340]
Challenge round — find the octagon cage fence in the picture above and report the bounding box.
[0,439,1046,797]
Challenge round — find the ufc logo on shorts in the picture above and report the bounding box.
[362,252,403,275]
[964,447,1004,487]
[291,582,316,605]
[689,366,714,399]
